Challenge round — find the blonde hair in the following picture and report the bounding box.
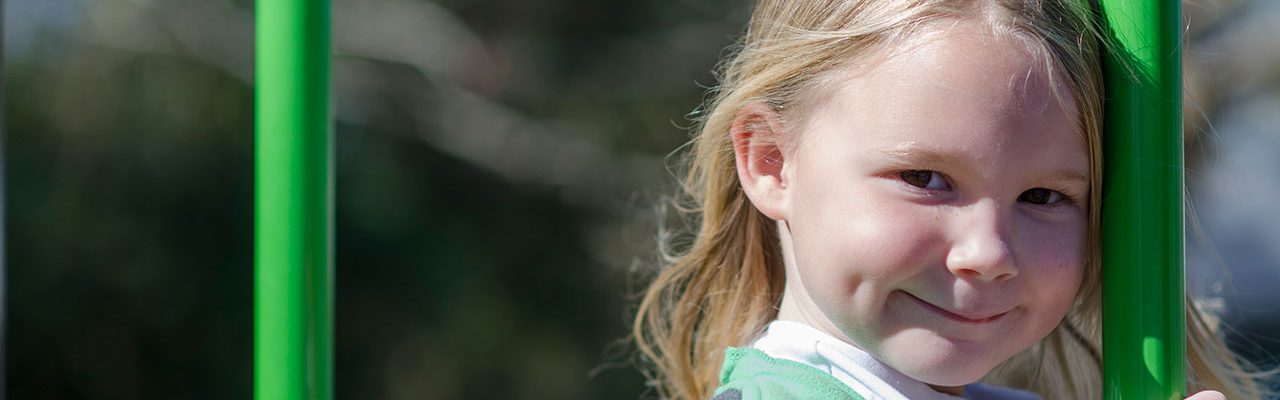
[632,0,1271,399]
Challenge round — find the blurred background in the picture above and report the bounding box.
[2,0,1277,398]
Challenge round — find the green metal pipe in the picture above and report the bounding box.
[1098,0,1184,398]
[254,0,332,398]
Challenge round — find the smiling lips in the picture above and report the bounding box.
[904,292,1010,324]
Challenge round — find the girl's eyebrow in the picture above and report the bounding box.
[876,145,966,167]
[1043,170,1090,187]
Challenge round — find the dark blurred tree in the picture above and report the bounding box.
[7,40,254,398]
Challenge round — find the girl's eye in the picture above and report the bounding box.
[899,170,950,191]
[1019,188,1064,205]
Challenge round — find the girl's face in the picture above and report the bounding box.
[772,23,1088,387]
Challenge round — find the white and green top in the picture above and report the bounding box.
[713,320,1041,400]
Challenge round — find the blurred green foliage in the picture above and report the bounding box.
[7,46,254,397]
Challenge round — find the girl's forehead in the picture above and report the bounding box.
[784,17,1073,137]
[810,20,1077,126]
[797,19,1086,170]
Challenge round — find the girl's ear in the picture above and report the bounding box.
[731,103,791,221]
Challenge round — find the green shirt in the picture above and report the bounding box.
[712,347,866,400]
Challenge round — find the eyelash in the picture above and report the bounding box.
[896,169,1077,206]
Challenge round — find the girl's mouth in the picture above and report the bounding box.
[902,291,1010,324]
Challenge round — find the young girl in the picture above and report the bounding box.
[633,0,1267,399]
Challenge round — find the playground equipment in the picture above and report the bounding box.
[250,0,1183,398]
[254,0,332,399]
[1099,0,1186,398]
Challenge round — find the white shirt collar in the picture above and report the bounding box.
[751,320,1040,400]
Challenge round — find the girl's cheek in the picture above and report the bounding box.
[1021,219,1087,289]
[811,190,943,277]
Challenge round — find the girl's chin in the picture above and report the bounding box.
[892,357,995,387]
[875,331,1007,386]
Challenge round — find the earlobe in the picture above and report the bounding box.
[731,103,791,221]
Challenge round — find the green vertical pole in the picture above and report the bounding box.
[254,0,332,398]
[1099,0,1184,399]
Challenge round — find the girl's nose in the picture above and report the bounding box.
[945,201,1018,283]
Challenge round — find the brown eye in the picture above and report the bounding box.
[1019,188,1063,205]
[899,170,950,190]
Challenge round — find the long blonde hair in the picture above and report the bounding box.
[632,0,1268,399]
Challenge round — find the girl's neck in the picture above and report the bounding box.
[752,320,968,400]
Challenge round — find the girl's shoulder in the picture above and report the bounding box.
[713,347,866,400]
